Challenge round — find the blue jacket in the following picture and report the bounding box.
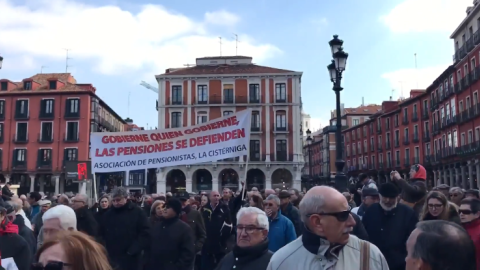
[268,211,297,252]
[30,204,40,220]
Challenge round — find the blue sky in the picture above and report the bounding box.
[0,0,471,130]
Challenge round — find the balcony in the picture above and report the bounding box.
[192,95,257,105]
[423,131,431,142]
[13,133,28,144]
[432,122,440,135]
[369,163,376,170]
[14,113,29,121]
[394,140,400,148]
[39,112,54,120]
[64,133,79,143]
[421,110,429,120]
[404,158,410,168]
[395,160,401,168]
[411,113,419,122]
[412,133,420,143]
[457,108,476,124]
[455,141,480,156]
[273,125,288,133]
[377,146,383,152]
[250,126,260,132]
[385,142,391,150]
[402,117,409,125]
[38,133,53,143]
[445,85,454,98]
[403,138,410,146]
[12,161,27,171]
[370,146,375,152]
[376,127,382,134]
[386,160,393,168]
[394,120,399,128]
[37,160,52,171]
[441,146,455,159]
[64,111,80,119]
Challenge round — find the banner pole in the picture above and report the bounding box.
[93,174,98,206]
[241,151,250,202]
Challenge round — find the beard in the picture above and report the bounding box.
[380,200,397,211]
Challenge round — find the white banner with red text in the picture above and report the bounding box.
[90,109,251,173]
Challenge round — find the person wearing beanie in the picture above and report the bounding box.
[145,198,195,270]
[362,182,418,270]
[390,165,427,217]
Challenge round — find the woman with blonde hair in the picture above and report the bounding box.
[149,200,165,226]
[33,230,112,270]
[421,191,461,224]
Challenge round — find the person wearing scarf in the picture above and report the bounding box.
[0,203,31,270]
[145,198,195,270]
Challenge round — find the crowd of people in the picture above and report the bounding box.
[0,164,479,270]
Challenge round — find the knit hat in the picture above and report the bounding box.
[165,198,183,215]
[362,188,379,197]
[379,182,400,198]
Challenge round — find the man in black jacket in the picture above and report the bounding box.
[215,207,272,270]
[1,182,14,201]
[278,191,302,236]
[0,203,31,270]
[100,187,150,270]
[178,192,206,254]
[201,190,232,270]
[146,198,195,270]
[7,201,36,258]
[72,194,99,238]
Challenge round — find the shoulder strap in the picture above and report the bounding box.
[359,240,370,270]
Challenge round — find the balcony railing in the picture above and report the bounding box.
[385,142,391,150]
[424,155,432,165]
[376,127,382,134]
[12,161,27,171]
[394,140,400,148]
[403,138,410,145]
[412,156,420,165]
[377,146,383,152]
[404,158,410,167]
[370,146,375,152]
[251,126,260,132]
[402,117,409,125]
[441,146,455,158]
[412,113,419,122]
[38,133,53,143]
[13,133,28,144]
[423,131,431,142]
[37,160,52,171]
[412,133,419,143]
[455,141,480,156]
[64,133,79,143]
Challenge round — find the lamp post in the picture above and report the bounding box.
[306,129,313,189]
[327,35,349,192]
[0,56,3,69]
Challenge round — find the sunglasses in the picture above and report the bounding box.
[31,261,72,270]
[307,206,352,222]
[459,209,474,215]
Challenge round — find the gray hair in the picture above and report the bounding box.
[7,199,22,212]
[111,187,129,198]
[449,187,464,194]
[236,207,269,231]
[265,194,280,206]
[58,194,70,204]
[75,194,88,203]
[299,193,328,223]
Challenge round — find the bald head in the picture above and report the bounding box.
[300,186,347,223]
[265,189,275,197]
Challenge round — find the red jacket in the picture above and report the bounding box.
[463,218,480,268]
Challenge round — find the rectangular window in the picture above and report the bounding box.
[37,149,52,166]
[386,118,390,129]
[171,112,182,128]
[64,148,78,161]
[276,112,287,130]
[249,84,260,103]
[0,82,7,91]
[251,111,260,131]
[196,114,207,124]
[40,122,53,142]
[468,130,473,143]
[24,81,32,90]
[353,119,359,126]
[14,149,26,164]
[0,123,3,142]
[15,100,29,119]
[197,85,208,103]
[65,98,80,117]
[0,100,4,119]
[250,140,261,161]
[66,122,79,141]
[49,81,57,90]
[275,83,286,102]
[276,140,287,161]
[405,149,410,165]
[395,151,400,166]
[172,86,182,105]
[223,84,234,103]
[40,99,54,119]
[16,122,28,142]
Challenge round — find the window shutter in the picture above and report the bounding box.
[12,150,16,166]
[77,99,81,114]
[37,149,42,167]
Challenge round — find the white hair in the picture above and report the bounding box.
[265,194,280,206]
[42,205,77,231]
[299,193,328,223]
[236,207,269,231]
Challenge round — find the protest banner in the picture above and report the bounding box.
[90,109,252,173]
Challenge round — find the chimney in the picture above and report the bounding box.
[389,96,392,101]
[362,97,364,106]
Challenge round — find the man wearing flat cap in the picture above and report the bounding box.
[177,192,206,255]
[352,188,379,220]
[362,182,418,270]
[278,190,302,236]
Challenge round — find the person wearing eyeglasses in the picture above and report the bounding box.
[459,198,480,268]
[362,182,418,270]
[267,186,387,270]
[0,203,31,270]
[420,191,460,224]
[263,194,296,252]
[215,207,272,270]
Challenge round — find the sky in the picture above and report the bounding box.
[0,0,473,131]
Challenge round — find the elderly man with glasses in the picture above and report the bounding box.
[215,207,273,270]
[264,194,296,252]
[268,186,387,270]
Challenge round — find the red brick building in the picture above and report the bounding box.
[155,56,304,193]
[0,73,126,195]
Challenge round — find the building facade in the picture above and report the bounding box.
[156,56,304,193]
[0,73,126,195]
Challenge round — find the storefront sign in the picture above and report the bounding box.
[90,110,251,173]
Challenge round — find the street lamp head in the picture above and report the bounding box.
[306,129,311,136]
[327,60,337,83]
[328,35,343,55]
[307,136,313,145]
[0,56,3,69]
[333,47,348,72]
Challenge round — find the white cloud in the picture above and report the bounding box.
[380,0,472,33]
[309,117,327,132]
[381,64,450,98]
[0,0,281,76]
[204,10,240,26]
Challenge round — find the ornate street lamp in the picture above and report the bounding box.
[306,129,313,188]
[0,56,3,69]
[327,35,349,192]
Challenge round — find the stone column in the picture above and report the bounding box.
[29,174,35,192]
[461,165,467,189]
[468,161,474,190]
[156,171,166,193]
[186,178,192,193]
[144,169,148,186]
[4,174,10,184]
[125,171,130,186]
[455,166,461,187]
[438,170,443,185]
[212,177,219,192]
[449,166,454,187]
[54,175,60,195]
[476,160,480,189]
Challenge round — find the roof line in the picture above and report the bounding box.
[156,71,303,79]
[450,4,479,38]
